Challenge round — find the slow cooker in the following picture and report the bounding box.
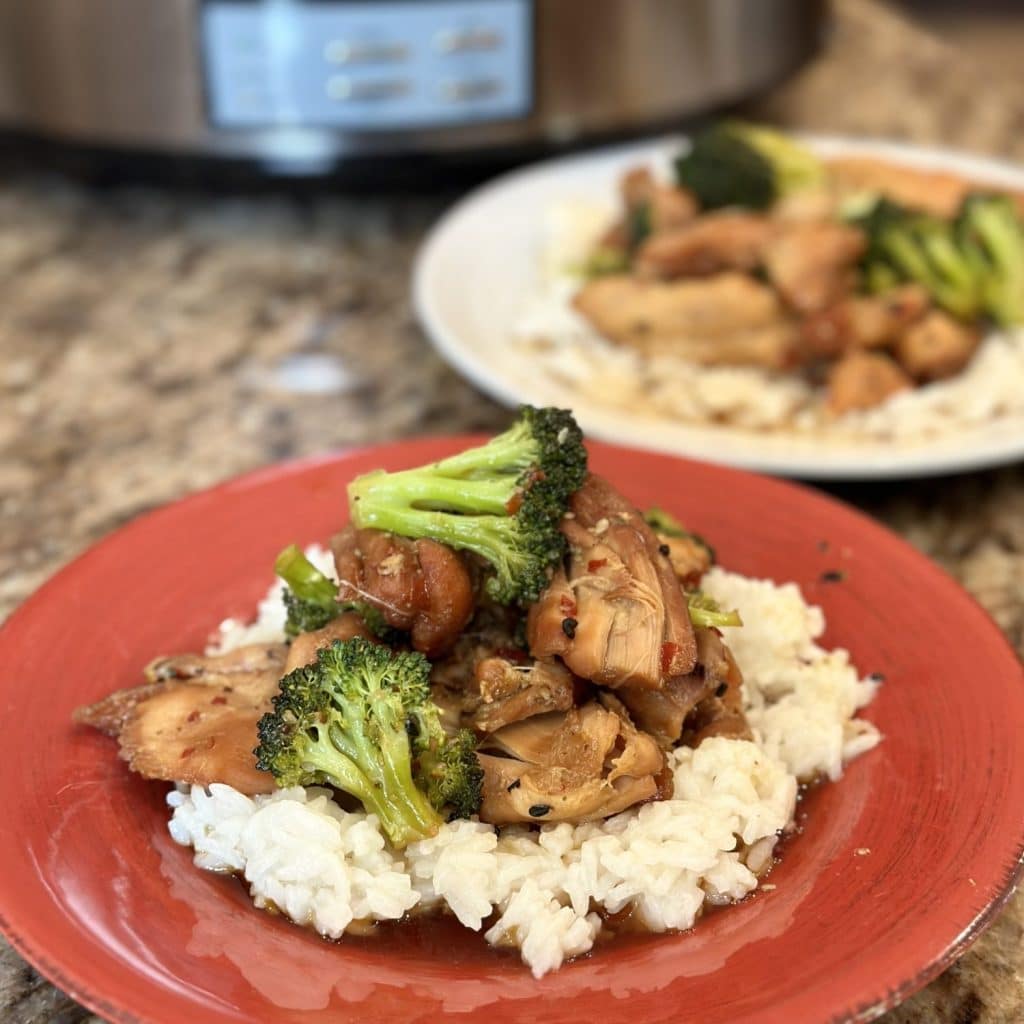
[0,0,825,176]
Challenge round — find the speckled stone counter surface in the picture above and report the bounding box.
[1,0,1022,1020]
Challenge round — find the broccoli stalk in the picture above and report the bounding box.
[687,592,743,630]
[878,217,979,320]
[347,406,587,605]
[274,544,390,639]
[957,194,1024,326]
[275,545,340,637]
[674,121,823,211]
[255,637,481,847]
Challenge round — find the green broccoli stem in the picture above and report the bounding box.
[374,730,445,837]
[351,470,516,517]
[689,606,743,629]
[967,200,1024,325]
[886,231,978,319]
[426,422,534,478]
[317,721,442,847]
[334,674,444,841]
[687,592,743,629]
[275,544,338,607]
[351,496,524,573]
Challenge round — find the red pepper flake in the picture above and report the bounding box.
[180,747,195,760]
[559,595,577,617]
[494,646,529,664]
[505,492,523,515]
[186,710,201,723]
[211,695,228,706]
[660,642,679,675]
[587,558,608,573]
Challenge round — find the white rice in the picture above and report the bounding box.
[169,557,880,976]
[513,200,1024,442]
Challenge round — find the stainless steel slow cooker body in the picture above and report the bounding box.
[0,0,823,174]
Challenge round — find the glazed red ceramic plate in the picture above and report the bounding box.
[0,440,1022,1024]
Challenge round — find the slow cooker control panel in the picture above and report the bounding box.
[202,0,532,129]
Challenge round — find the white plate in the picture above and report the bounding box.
[413,135,1024,479]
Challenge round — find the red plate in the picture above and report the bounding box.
[0,439,1022,1024]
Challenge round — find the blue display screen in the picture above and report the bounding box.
[202,0,533,130]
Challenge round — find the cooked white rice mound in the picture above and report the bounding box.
[172,565,880,977]
[514,200,1024,442]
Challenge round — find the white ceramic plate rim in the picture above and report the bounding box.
[413,134,1024,479]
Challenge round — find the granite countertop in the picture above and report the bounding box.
[1,0,1022,1020]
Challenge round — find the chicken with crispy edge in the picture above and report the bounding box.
[72,615,372,795]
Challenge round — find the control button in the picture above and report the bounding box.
[326,76,412,101]
[434,28,503,54]
[440,78,502,102]
[324,39,409,64]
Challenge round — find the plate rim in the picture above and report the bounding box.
[412,134,1024,480]
[1,440,1023,1024]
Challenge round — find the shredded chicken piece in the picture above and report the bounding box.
[617,672,709,748]
[893,310,982,381]
[331,525,475,658]
[828,350,913,414]
[597,691,668,782]
[682,629,752,744]
[619,628,750,748]
[525,566,575,661]
[801,285,930,359]
[573,273,799,369]
[634,212,773,279]
[529,475,696,689]
[73,644,287,794]
[472,657,576,732]
[763,220,867,314]
[477,701,663,824]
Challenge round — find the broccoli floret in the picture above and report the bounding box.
[347,406,587,606]
[255,637,481,846]
[687,592,742,629]
[274,544,391,639]
[956,194,1024,326]
[643,507,716,564]
[853,199,982,320]
[419,728,485,821]
[674,121,823,211]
